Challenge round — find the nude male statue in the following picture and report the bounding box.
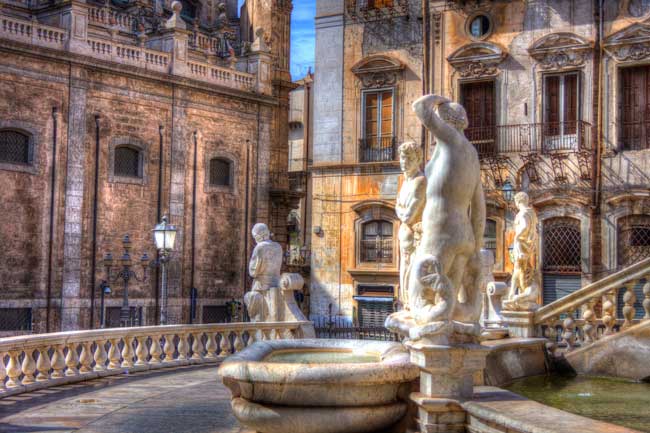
[412,94,486,325]
[396,141,426,309]
[244,223,283,322]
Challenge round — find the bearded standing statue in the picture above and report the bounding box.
[396,141,426,310]
[503,191,540,311]
[385,94,486,344]
[245,223,283,322]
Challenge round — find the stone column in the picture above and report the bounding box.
[60,70,88,331]
[406,341,490,433]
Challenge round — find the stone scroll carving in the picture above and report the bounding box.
[447,42,506,78]
[385,95,487,345]
[244,223,308,323]
[502,192,540,312]
[528,33,592,70]
[604,23,650,62]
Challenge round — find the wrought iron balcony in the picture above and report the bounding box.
[359,136,397,163]
[345,0,409,22]
[464,121,592,158]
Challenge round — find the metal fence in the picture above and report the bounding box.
[312,316,398,341]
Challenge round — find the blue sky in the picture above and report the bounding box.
[237,0,315,79]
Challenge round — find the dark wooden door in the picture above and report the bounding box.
[461,81,495,156]
[619,66,650,150]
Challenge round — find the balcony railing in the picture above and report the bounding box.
[345,0,409,20]
[359,136,396,163]
[465,121,592,157]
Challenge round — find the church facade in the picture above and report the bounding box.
[310,0,650,326]
[0,0,295,335]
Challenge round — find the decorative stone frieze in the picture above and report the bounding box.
[447,42,506,78]
[351,55,404,89]
[604,23,650,62]
[528,32,592,70]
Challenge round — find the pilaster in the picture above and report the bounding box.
[61,0,90,55]
[500,310,539,338]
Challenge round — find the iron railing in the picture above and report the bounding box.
[345,0,409,19]
[313,316,398,341]
[359,136,396,162]
[465,121,592,157]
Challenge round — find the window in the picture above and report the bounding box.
[361,89,394,162]
[0,130,31,165]
[461,81,496,156]
[0,308,32,331]
[209,158,232,187]
[180,0,197,21]
[357,299,394,327]
[367,0,394,9]
[542,217,581,274]
[484,219,497,259]
[543,73,579,149]
[202,305,228,323]
[105,306,142,328]
[114,146,142,178]
[468,14,492,39]
[618,215,650,267]
[360,220,393,263]
[619,65,650,150]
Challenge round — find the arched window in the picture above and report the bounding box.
[180,0,197,21]
[0,129,31,165]
[114,146,142,178]
[542,217,581,304]
[209,157,232,187]
[618,215,650,267]
[361,220,393,263]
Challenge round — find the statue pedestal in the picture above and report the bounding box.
[405,340,489,433]
[500,310,538,338]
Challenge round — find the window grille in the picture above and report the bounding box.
[209,158,231,186]
[542,217,581,274]
[357,300,394,328]
[484,219,497,259]
[360,220,393,263]
[0,130,30,164]
[105,307,142,328]
[0,308,32,331]
[618,215,650,267]
[202,305,228,323]
[114,146,141,178]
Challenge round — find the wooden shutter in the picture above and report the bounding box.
[461,81,495,154]
[358,300,394,327]
[564,74,578,134]
[380,90,393,138]
[545,75,560,136]
[619,66,650,150]
[364,92,379,148]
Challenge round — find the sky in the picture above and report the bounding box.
[237,0,315,79]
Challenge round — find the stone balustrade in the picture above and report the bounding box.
[0,321,311,398]
[88,6,132,32]
[87,37,170,73]
[1,15,67,49]
[534,257,650,351]
[187,60,255,91]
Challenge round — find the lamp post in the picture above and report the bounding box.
[153,215,177,325]
[99,281,112,328]
[103,235,150,327]
[501,179,515,204]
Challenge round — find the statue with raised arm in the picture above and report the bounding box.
[244,223,283,322]
[503,192,540,311]
[385,94,486,343]
[396,141,426,309]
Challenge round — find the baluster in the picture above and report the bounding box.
[261,329,271,341]
[643,276,650,320]
[163,334,176,363]
[36,348,51,381]
[247,329,257,346]
[79,342,93,374]
[21,350,36,385]
[191,333,204,360]
[6,351,21,388]
[121,337,134,368]
[205,333,217,359]
[94,340,108,371]
[177,333,189,361]
[135,336,149,366]
[233,332,245,353]
[562,314,575,351]
[107,339,121,370]
[149,336,162,365]
[582,301,596,345]
[0,352,6,390]
[65,343,79,376]
[602,297,615,336]
[622,281,637,329]
[51,345,66,378]
[219,332,231,356]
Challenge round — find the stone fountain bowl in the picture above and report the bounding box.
[218,339,420,433]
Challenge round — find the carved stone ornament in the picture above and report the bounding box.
[528,32,592,70]
[447,42,506,78]
[352,55,404,89]
[604,23,650,62]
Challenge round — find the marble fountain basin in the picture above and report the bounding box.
[218,339,420,433]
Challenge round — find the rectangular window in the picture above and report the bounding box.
[461,80,496,156]
[361,89,394,162]
[202,305,228,323]
[0,308,32,331]
[543,73,579,150]
[367,0,395,9]
[105,307,143,328]
[619,65,650,151]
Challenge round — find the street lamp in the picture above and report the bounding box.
[501,179,515,203]
[153,215,177,325]
[99,281,112,328]
[103,235,150,327]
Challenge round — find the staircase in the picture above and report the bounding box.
[531,257,650,379]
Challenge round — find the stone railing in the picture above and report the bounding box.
[187,60,255,91]
[0,15,67,49]
[534,257,650,351]
[88,6,132,33]
[0,321,312,398]
[87,37,170,73]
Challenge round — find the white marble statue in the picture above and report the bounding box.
[245,223,283,322]
[396,141,426,309]
[385,94,486,344]
[503,192,540,311]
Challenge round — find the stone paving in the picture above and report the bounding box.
[0,365,250,433]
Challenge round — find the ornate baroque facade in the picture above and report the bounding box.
[0,0,294,335]
[310,0,650,325]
